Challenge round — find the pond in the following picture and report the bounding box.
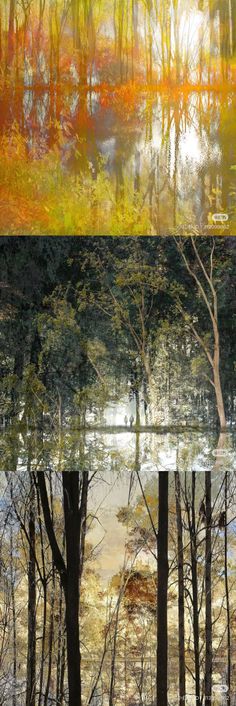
[0,85,236,234]
[1,424,236,473]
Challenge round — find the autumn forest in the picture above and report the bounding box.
[0,235,236,706]
[0,0,236,233]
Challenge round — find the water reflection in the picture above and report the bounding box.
[1,426,236,473]
[0,85,236,233]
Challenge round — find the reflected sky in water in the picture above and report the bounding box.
[0,84,236,233]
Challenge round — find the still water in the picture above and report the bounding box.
[1,425,236,473]
[0,85,236,234]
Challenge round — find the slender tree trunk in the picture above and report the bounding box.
[232,0,236,53]
[10,523,17,706]
[174,470,185,706]
[44,566,55,706]
[190,473,200,706]
[135,388,141,427]
[212,335,226,429]
[60,633,66,706]
[7,0,15,67]
[157,471,169,706]
[205,472,212,706]
[38,580,47,706]
[224,472,231,706]
[79,471,88,583]
[11,350,24,417]
[219,0,230,78]
[109,596,120,706]
[56,581,65,706]
[175,239,227,431]
[36,485,47,706]
[26,473,36,706]
[0,9,2,64]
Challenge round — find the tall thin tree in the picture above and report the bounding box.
[157,471,169,706]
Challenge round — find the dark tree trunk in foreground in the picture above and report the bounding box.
[174,470,185,706]
[37,471,89,706]
[26,474,36,706]
[157,471,169,706]
[205,471,212,706]
[63,474,82,706]
[10,523,17,706]
[224,472,231,706]
[56,580,65,706]
[191,472,200,706]
[185,471,200,706]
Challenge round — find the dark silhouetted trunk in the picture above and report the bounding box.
[186,472,200,706]
[174,470,185,706]
[157,471,169,706]
[224,472,231,706]
[26,473,36,706]
[56,580,65,706]
[192,473,200,706]
[44,567,55,706]
[63,473,82,706]
[205,472,212,706]
[37,471,89,706]
[10,521,17,706]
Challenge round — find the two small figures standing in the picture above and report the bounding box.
[124,414,134,428]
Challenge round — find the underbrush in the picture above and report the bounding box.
[0,126,153,235]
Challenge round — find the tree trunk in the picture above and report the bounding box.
[205,471,212,706]
[56,581,65,706]
[190,473,200,706]
[10,522,17,706]
[36,482,47,706]
[175,239,227,431]
[232,0,236,53]
[0,9,2,64]
[109,595,120,706]
[44,567,55,706]
[135,387,141,427]
[219,0,230,78]
[157,471,169,706]
[224,472,231,706]
[37,471,89,706]
[174,470,185,706]
[62,473,82,706]
[11,349,24,417]
[213,352,226,429]
[7,0,15,67]
[38,580,47,706]
[26,474,36,706]
[60,633,66,705]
